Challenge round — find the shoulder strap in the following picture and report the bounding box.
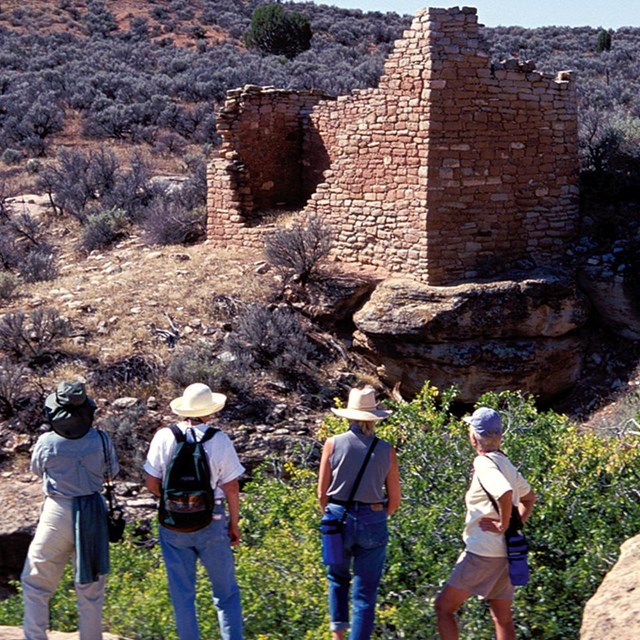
[97,429,112,480]
[346,437,379,506]
[200,426,218,444]
[168,424,218,444]
[97,429,117,511]
[477,457,525,532]
[169,424,185,442]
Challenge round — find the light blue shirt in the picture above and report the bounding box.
[31,429,119,498]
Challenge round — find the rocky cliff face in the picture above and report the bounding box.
[580,535,640,639]
[352,271,591,401]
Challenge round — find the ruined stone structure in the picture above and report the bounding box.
[207,6,579,285]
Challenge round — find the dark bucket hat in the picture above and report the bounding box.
[44,381,96,439]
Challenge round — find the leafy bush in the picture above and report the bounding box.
[0,308,71,366]
[142,202,206,246]
[596,30,612,53]
[0,358,31,418]
[89,353,162,392]
[80,208,129,252]
[97,405,162,481]
[1,148,21,165]
[19,246,58,283]
[264,215,332,285]
[1,388,639,638]
[167,340,254,395]
[228,304,317,379]
[0,271,20,300]
[244,3,312,59]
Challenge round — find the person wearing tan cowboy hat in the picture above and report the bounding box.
[317,386,401,640]
[22,380,119,640]
[144,383,245,640]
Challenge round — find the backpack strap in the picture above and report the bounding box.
[200,426,218,444]
[169,424,185,442]
[168,424,218,444]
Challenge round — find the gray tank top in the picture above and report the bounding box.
[326,425,391,503]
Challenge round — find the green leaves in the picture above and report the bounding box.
[243,4,312,60]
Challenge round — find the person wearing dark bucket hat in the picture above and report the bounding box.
[318,386,401,640]
[21,380,119,640]
[435,407,536,640]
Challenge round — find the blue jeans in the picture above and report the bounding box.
[325,502,389,640]
[159,504,243,640]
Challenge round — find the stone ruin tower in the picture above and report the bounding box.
[207,6,579,285]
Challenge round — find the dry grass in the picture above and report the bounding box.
[0,202,277,403]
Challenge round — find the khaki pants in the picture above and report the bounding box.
[21,496,106,640]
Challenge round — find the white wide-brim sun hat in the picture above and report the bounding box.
[331,386,392,422]
[170,383,227,417]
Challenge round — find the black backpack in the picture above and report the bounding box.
[159,425,218,532]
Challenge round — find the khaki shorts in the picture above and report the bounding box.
[446,550,514,601]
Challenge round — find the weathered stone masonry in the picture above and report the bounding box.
[207,6,579,285]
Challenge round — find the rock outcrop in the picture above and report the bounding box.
[353,271,591,401]
[579,265,640,340]
[580,535,640,639]
[0,471,42,586]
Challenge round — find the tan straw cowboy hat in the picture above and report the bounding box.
[331,386,392,422]
[170,383,227,417]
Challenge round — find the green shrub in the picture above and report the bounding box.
[264,215,332,285]
[244,3,312,59]
[0,270,20,300]
[0,307,71,365]
[80,207,129,252]
[19,246,58,283]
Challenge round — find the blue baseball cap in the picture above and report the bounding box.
[463,407,503,437]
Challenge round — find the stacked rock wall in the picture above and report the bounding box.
[207,6,579,284]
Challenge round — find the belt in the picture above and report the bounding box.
[328,499,385,508]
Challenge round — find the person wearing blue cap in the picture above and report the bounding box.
[434,407,536,640]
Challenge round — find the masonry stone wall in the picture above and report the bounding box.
[207,6,579,284]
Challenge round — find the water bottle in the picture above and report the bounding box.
[320,514,344,565]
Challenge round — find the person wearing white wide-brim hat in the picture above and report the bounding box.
[318,386,401,640]
[144,383,245,640]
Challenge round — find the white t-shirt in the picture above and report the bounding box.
[143,421,245,500]
[463,451,531,558]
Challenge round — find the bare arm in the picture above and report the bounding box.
[145,472,162,498]
[518,490,536,524]
[317,438,334,512]
[222,479,241,546]
[479,490,513,534]
[385,447,401,516]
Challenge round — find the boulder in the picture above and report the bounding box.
[580,535,640,640]
[0,473,42,580]
[354,332,585,401]
[353,272,590,402]
[354,272,590,340]
[579,266,640,340]
[285,272,380,327]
